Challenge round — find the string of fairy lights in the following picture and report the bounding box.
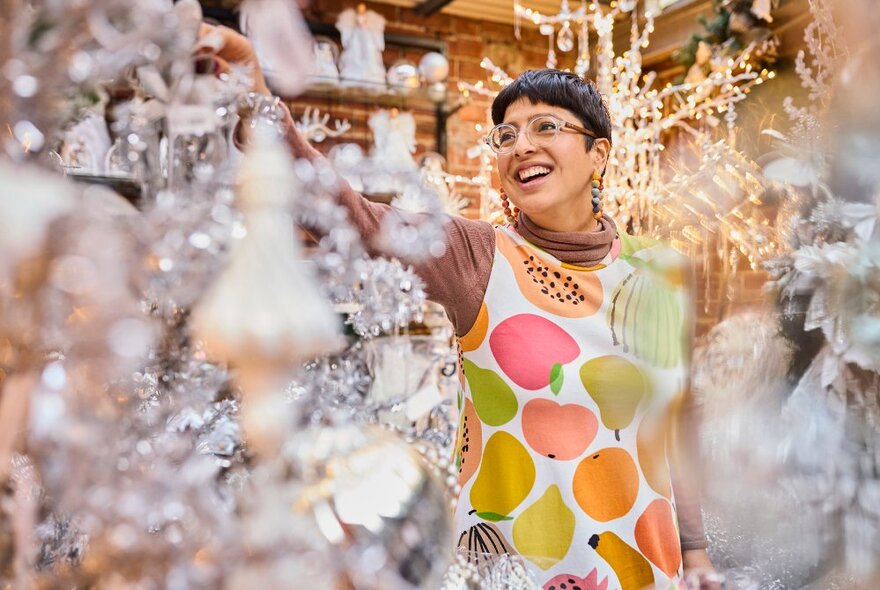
[457,0,779,267]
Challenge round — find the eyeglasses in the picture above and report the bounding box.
[483,114,598,155]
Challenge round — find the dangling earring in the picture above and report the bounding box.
[591,171,604,221]
[500,188,520,227]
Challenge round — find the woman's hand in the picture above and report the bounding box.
[197,23,322,161]
[198,23,270,95]
[682,548,722,590]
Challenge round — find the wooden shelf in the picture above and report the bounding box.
[285,78,464,116]
[68,172,142,206]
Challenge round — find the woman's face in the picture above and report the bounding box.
[496,98,609,232]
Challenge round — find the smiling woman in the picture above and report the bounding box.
[213,27,714,585]
[283,66,711,590]
[487,70,612,233]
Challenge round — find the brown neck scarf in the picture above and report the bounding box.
[515,212,619,267]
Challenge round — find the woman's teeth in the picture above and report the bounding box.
[519,166,551,182]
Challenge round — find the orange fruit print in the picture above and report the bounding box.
[572,447,639,522]
[496,231,603,318]
[460,302,489,352]
[636,413,672,498]
[635,499,682,577]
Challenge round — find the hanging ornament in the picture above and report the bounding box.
[191,123,342,368]
[557,21,575,52]
[538,23,554,36]
[618,0,638,12]
[190,122,343,455]
[575,17,590,76]
[546,33,557,69]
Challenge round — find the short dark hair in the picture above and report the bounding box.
[491,69,612,149]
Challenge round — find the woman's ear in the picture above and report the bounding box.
[591,138,611,172]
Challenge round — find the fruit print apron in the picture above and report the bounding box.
[454,225,688,590]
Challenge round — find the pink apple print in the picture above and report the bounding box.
[522,399,598,460]
[490,314,580,391]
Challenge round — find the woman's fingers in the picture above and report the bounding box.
[212,55,231,77]
[684,570,723,590]
[195,23,270,95]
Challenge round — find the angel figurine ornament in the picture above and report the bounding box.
[310,36,340,85]
[336,3,386,88]
[366,108,417,194]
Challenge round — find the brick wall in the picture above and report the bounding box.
[290,1,562,218]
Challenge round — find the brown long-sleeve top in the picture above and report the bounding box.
[289,129,708,551]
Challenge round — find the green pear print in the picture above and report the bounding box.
[462,358,518,426]
[579,355,649,441]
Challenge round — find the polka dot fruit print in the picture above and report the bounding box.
[607,270,683,368]
[496,230,603,318]
[522,399,598,460]
[455,398,482,486]
[513,485,576,570]
[572,447,640,522]
[490,314,580,392]
[637,413,672,498]
[470,431,536,521]
[454,227,688,589]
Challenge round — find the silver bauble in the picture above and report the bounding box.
[387,60,420,90]
[418,52,449,84]
[288,424,453,589]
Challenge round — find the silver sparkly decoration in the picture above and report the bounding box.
[1,0,458,587]
[347,258,427,338]
[287,424,453,589]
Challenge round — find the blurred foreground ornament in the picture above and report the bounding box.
[290,424,453,589]
[693,313,835,589]
[239,0,313,96]
[0,162,75,285]
[191,122,342,454]
[192,123,341,366]
[441,551,539,589]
